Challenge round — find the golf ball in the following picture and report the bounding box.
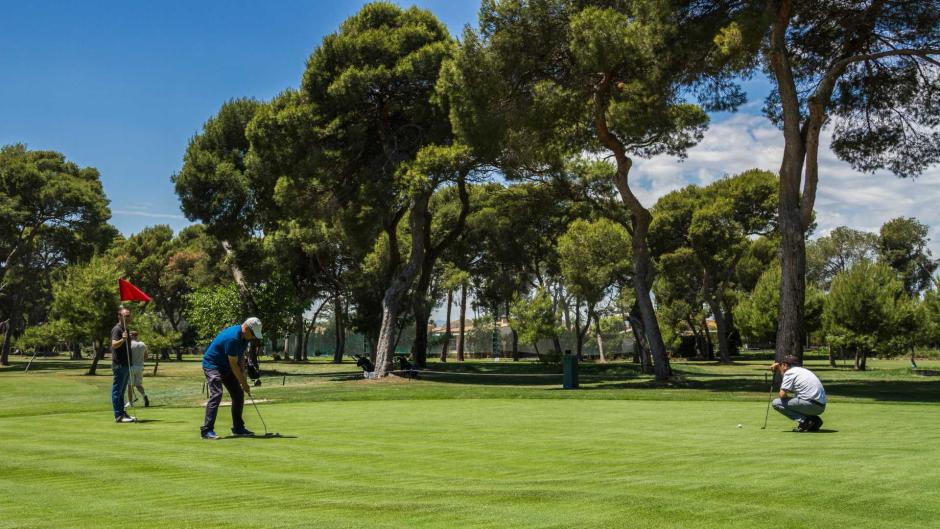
[737,424,743,428]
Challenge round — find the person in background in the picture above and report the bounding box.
[110,307,135,423]
[126,331,149,408]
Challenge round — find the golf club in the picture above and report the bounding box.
[24,349,40,372]
[247,391,281,438]
[761,371,774,429]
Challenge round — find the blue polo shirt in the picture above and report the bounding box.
[202,325,248,372]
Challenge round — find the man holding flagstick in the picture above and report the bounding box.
[111,307,136,423]
[112,279,152,423]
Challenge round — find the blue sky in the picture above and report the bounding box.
[0,0,479,235]
[3,1,939,252]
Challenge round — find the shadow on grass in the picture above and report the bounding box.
[587,376,940,404]
[217,434,298,440]
[408,362,645,387]
[0,360,90,373]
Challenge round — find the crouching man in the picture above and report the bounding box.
[772,355,827,432]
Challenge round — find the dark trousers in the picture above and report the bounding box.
[201,368,244,434]
[111,365,129,417]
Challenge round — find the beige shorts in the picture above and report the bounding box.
[129,366,144,386]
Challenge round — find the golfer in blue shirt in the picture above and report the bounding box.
[200,317,262,440]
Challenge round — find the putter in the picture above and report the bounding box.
[761,371,774,429]
[247,392,281,438]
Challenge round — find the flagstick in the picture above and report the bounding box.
[120,311,139,422]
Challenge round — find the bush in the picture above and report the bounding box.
[825,261,910,369]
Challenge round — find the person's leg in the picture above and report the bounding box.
[785,398,824,421]
[220,371,245,431]
[221,371,245,431]
[132,367,147,400]
[112,366,129,418]
[201,369,224,435]
[772,397,807,421]
[773,397,824,426]
[127,369,139,406]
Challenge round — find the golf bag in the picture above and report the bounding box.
[245,344,262,386]
[353,354,375,374]
[393,355,419,379]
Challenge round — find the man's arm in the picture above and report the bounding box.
[228,356,251,394]
[771,363,789,398]
[111,327,127,349]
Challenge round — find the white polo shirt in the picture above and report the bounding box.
[781,366,826,405]
[129,340,147,368]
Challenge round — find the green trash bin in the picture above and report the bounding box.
[563,352,579,389]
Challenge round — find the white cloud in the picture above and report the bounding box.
[625,112,940,254]
[111,209,187,221]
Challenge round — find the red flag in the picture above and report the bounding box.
[119,278,152,302]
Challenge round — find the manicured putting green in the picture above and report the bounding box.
[1,358,939,528]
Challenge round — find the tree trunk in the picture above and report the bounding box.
[440,288,453,362]
[702,317,715,360]
[854,348,868,371]
[71,341,82,360]
[829,344,837,368]
[457,281,467,362]
[725,307,739,357]
[574,298,583,357]
[625,314,640,363]
[87,341,103,375]
[411,295,431,369]
[562,296,572,332]
[777,203,806,363]
[305,297,328,360]
[333,296,345,364]
[302,323,310,361]
[628,305,652,374]
[222,240,258,314]
[374,192,429,376]
[632,248,671,379]
[0,317,13,367]
[766,2,817,368]
[708,299,732,364]
[409,175,470,369]
[506,301,519,361]
[0,297,21,366]
[596,319,606,363]
[293,309,305,361]
[593,73,670,380]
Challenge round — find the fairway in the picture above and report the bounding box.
[2,358,940,529]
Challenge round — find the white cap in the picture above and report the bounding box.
[244,317,262,340]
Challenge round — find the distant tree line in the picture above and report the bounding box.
[3,1,939,379]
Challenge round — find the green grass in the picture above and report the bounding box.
[2,355,940,528]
